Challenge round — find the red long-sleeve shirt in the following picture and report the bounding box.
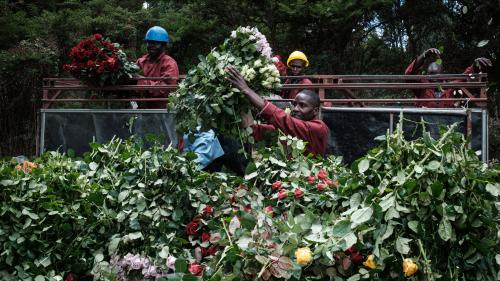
[251,101,329,156]
[136,52,179,108]
[281,77,313,100]
[405,59,474,108]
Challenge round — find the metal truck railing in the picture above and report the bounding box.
[39,74,489,162]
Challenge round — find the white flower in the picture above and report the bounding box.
[166,256,176,270]
[230,31,237,38]
[210,232,222,243]
[254,59,262,68]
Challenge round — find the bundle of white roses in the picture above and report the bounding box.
[170,26,281,146]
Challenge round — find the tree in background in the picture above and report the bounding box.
[0,0,498,157]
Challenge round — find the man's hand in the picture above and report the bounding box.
[423,48,441,59]
[225,66,251,94]
[225,66,265,109]
[474,57,492,72]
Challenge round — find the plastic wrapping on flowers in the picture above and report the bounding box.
[169,26,281,145]
[63,34,139,86]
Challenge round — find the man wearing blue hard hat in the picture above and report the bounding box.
[136,26,179,108]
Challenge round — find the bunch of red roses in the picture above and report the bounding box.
[63,34,138,86]
[184,204,221,276]
[270,169,340,202]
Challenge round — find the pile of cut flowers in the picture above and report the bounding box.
[0,120,498,281]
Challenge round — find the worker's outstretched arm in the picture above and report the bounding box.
[406,48,441,74]
[225,66,265,109]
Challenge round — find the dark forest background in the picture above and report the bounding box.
[0,0,498,159]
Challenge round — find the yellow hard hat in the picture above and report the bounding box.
[287,51,309,68]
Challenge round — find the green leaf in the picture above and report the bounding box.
[351,207,373,227]
[94,252,104,263]
[35,276,45,281]
[244,172,258,180]
[340,232,357,251]
[39,256,51,267]
[358,159,369,174]
[485,183,499,197]
[108,237,121,254]
[175,258,188,273]
[182,275,198,281]
[431,182,444,197]
[426,161,441,171]
[396,237,412,254]
[332,220,351,237]
[239,211,256,230]
[477,40,489,47]
[408,221,419,233]
[22,209,39,220]
[0,180,14,186]
[438,218,452,241]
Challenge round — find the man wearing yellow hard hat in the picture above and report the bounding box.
[281,51,313,100]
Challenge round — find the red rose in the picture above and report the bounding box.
[244,204,252,213]
[65,273,76,281]
[317,182,326,191]
[317,169,328,180]
[203,205,213,215]
[277,189,288,200]
[185,221,199,236]
[294,188,304,198]
[94,34,103,40]
[96,65,105,73]
[326,179,339,188]
[345,246,364,264]
[201,247,208,257]
[264,205,273,213]
[201,232,210,242]
[306,176,315,184]
[272,181,283,190]
[188,263,203,276]
[207,246,218,256]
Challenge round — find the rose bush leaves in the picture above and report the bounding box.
[1,120,499,280]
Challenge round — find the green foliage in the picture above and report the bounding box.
[1,121,498,280]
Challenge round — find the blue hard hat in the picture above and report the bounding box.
[144,26,169,43]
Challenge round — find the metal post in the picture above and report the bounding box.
[39,111,46,155]
[389,113,394,134]
[466,109,472,149]
[482,109,488,162]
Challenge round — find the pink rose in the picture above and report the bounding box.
[188,262,203,276]
[294,188,304,198]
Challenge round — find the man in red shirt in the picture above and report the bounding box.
[281,51,313,100]
[405,48,491,108]
[136,26,179,108]
[226,66,329,157]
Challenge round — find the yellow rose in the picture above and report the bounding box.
[363,254,377,270]
[402,258,418,277]
[295,247,313,265]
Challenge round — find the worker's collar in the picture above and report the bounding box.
[147,51,166,63]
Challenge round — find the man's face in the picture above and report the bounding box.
[147,41,165,58]
[289,59,306,76]
[427,62,443,75]
[291,93,318,121]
